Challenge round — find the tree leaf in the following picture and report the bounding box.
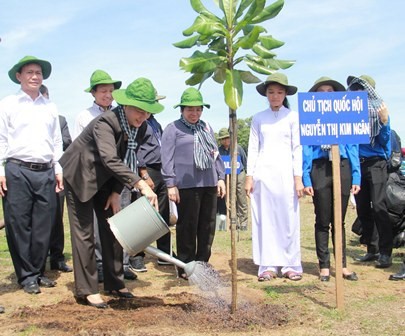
[251,0,284,24]
[224,69,243,110]
[173,35,200,49]
[252,43,276,58]
[245,59,275,75]
[219,0,238,28]
[179,51,222,73]
[213,67,227,83]
[264,58,295,69]
[235,0,254,21]
[185,73,206,86]
[259,35,285,50]
[235,25,261,49]
[239,70,261,83]
[191,0,221,22]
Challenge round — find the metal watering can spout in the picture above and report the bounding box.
[144,245,196,278]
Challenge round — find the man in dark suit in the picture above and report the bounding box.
[60,77,162,308]
[40,85,73,272]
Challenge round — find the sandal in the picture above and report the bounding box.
[258,271,276,282]
[283,271,302,281]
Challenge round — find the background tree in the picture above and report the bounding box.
[174,0,294,313]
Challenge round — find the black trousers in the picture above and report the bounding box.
[65,182,125,297]
[49,190,66,263]
[355,158,393,256]
[176,187,217,271]
[147,166,171,254]
[3,162,56,286]
[311,159,352,269]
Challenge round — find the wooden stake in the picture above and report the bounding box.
[331,145,344,310]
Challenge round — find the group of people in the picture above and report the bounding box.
[246,72,402,283]
[0,55,402,313]
[0,55,226,310]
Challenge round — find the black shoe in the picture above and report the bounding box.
[343,272,358,281]
[75,296,108,309]
[38,276,57,287]
[320,275,330,282]
[354,253,380,262]
[23,281,41,294]
[375,255,392,268]
[0,305,4,314]
[157,259,173,266]
[389,264,405,281]
[129,256,147,272]
[107,289,135,299]
[123,266,137,280]
[50,261,73,272]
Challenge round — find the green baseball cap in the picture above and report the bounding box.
[84,69,122,92]
[8,55,52,84]
[256,73,297,96]
[174,87,210,109]
[309,76,345,92]
[112,77,164,114]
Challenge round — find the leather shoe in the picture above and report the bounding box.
[319,275,330,282]
[75,296,108,309]
[107,289,135,299]
[389,264,405,281]
[375,254,392,268]
[0,305,4,314]
[354,253,380,262]
[50,261,73,272]
[343,272,358,281]
[23,281,41,294]
[124,267,137,280]
[38,276,56,287]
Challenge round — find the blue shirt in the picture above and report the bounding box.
[302,144,361,187]
[359,120,391,159]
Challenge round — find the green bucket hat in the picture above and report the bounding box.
[112,77,164,114]
[174,87,210,109]
[347,74,376,89]
[218,127,230,140]
[84,69,122,92]
[8,55,52,84]
[309,76,345,92]
[256,73,297,96]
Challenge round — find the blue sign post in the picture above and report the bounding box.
[298,91,369,145]
[298,90,369,311]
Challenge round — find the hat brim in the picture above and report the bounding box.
[8,59,52,84]
[309,79,345,92]
[347,76,356,87]
[84,80,122,93]
[218,135,230,140]
[256,81,297,96]
[112,90,164,114]
[173,102,210,109]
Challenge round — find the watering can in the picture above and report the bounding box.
[107,196,197,278]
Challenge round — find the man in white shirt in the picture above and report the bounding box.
[0,56,63,294]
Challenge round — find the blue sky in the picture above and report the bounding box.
[1,0,405,140]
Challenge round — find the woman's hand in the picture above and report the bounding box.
[245,176,253,198]
[351,184,361,195]
[168,186,180,204]
[304,186,314,197]
[105,191,121,214]
[294,176,304,198]
[217,179,226,198]
[135,180,158,210]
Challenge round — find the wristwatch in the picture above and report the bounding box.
[142,174,150,180]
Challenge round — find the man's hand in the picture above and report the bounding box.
[0,176,7,197]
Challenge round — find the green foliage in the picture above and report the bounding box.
[216,117,252,152]
[174,0,294,109]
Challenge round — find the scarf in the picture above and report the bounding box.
[180,115,218,170]
[348,77,383,146]
[117,106,138,172]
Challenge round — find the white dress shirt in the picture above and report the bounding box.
[0,90,63,175]
[73,102,111,139]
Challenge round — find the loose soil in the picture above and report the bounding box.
[0,200,403,336]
